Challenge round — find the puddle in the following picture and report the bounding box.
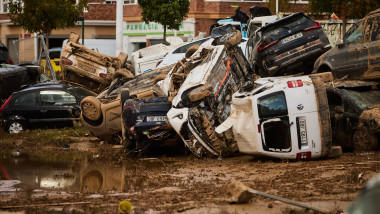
[0,157,168,195]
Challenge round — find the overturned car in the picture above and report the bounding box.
[60,33,133,93]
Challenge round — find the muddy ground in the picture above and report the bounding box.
[0,128,379,214]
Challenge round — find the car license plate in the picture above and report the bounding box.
[281,32,303,44]
[146,116,166,122]
[298,118,307,146]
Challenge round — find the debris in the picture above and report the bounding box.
[118,200,132,213]
[228,181,329,214]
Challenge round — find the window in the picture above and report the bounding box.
[40,90,76,106]
[124,0,138,4]
[1,0,10,13]
[258,91,288,118]
[367,16,380,42]
[14,92,36,106]
[343,20,364,45]
[173,38,209,54]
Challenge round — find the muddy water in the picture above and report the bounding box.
[0,157,166,194]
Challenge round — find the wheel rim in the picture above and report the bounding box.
[9,122,23,133]
[82,102,98,119]
[353,129,376,152]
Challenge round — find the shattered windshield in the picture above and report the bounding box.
[342,89,380,110]
[261,14,314,46]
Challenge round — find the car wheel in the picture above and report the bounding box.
[225,30,242,47]
[8,121,25,134]
[81,96,102,121]
[112,68,134,80]
[185,45,199,58]
[120,89,130,106]
[352,128,378,152]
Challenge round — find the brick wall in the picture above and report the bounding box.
[84,4,116,20]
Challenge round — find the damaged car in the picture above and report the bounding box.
[60,33,133,93]
[165,25,255,157]
[215,73,341,160]
[247,12,331,77]
[313,8,380,80]
[0,82,95,133]
[326,81,380,151]
[80,64,174,143]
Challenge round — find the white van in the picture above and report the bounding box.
[216,74,341,159]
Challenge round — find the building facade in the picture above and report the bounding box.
[0,0,309,58]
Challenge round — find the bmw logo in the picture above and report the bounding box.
[297,104,304,110]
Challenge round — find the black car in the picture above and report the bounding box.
[326,82,380,151]
[313,8,380,80]
[122,96,178,153]
[0,41,13,65]
[247,12,331,77]
[0,82,95,133]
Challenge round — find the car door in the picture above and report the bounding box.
[10,91,39,123]
[365,15,380,79]
[332,20,367,79]
[39,89,78,123]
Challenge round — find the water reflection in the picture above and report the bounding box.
[0,157,166,194]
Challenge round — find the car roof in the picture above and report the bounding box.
[258,12,306,31]
[16,81,69,93]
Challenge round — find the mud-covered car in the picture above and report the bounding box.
[80,65,174,143]
[313,8,380,80]
[166,25,255,157]
[60,33,133,93]
[247,12,331,77]
[122,97,179,153]
[326,81,380,151]
[216,74,341,160]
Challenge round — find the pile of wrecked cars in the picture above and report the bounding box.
[60,9,380,160]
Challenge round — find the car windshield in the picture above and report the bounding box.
[342,89,380,110]
[261,14,314,45]
[67,86,96,98]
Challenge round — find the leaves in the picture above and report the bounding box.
[138,0,190,38]
[7,0,88,37]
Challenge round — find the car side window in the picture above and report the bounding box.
[40,90,76,106]
[367,16,380,42]
[327,91,342,111]
[14,92,36,106]
[343,20,364,45]
[344,101,355,113]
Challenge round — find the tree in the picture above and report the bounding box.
[308,0,380,36]
[138,0,190,43]
[8,0,88,48]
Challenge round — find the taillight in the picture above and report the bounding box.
[257,40,278,52]
[99,73,107,78]
[60,57,73,65]
[287,80,303,88]
[0,96,12,113]
[5,59,13,64]
[303,21,321,31]
[124,105,133,110]
[257,124,261,133]
[296,151,311,159]
[156,60,162,67]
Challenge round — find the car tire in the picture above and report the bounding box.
[81,96,102,121]
[8,121,25,134]
[352,128,378,152]
[225,30,242,47]
[185,45,199,58]
[113,68,134,80]
[120,89,130,107]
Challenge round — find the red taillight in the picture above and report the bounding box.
[60,57,73,65]
[156,60,162,67]
[257,40,278,52]
[124,105,133,110]
[303,21,321,31]
[296,151,311,159]
[0,96,12,113]
[287,80,303,88]
[130,126,136,135]
[5,59,13,65]
[99,73,107,78]
[257,124,261,133]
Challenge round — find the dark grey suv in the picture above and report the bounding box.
[313,8,380,80]
[247,12,331,77]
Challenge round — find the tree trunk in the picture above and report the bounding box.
[163,24,167,45]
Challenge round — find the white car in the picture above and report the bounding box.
[215,74,341,159]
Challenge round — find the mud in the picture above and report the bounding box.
[1,135,379,214]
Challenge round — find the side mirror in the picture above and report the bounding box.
[335,106,344,113]
[337,40,344,48]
